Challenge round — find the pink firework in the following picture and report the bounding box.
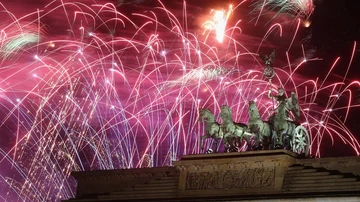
[0,0,359,201]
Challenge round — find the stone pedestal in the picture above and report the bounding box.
[71,167,177,198]
[65,150,360,201]
[173,150,296,197]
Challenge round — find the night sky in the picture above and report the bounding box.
[309,0,360,138]
[311,0,360,56]
[0,0,359,201]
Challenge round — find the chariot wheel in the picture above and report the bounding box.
[292,125,310,157]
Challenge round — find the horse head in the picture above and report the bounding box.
[198,108,205,122]
[220,105,232,121]
[286,92,301,120]
[199,108,215,122]
[248,100,260,119]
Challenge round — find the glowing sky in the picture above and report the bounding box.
[0,0,359,201]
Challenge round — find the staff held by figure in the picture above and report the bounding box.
[260,50,277,110]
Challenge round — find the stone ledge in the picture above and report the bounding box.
[178,149,297,161]
[64,150,360,202]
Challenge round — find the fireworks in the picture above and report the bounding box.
[0,0,359,201]
[251,0,315,25]
[203,4,233,43]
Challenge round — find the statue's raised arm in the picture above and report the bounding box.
[268,87,287,107]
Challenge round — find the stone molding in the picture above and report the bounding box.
[65,151,360,201]
[72,167,178,197]
[296,156,360,176]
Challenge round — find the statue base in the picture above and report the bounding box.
[65,150,360,201]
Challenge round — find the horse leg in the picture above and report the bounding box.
[213,139,219,153]
[279,129,286,146]
[253,133,261,150]
[262,136,269,150]
[228,136,237,152]
[262,126,271,150]
[242,135,251,151]
[278,129,292,149]
[223,135,230,153]
[283,134,291,150]
[264,125,272,150]
[200,135,209,152]
[283,125,294,150]
[231,137,240,152]
[273,130,282,149]
[228,137,235,152]
[237,137,241,151]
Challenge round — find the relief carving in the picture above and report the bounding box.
[219,163,231,170]
[252,161,265,167]
[235,162,248,169]
[271,160,281,166]
[203,164,217,171]
[179,165,187,171]
[188,165,202,171]
[185,168,275,190]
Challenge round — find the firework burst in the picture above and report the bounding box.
[0,0,358,201]
[251,0,315,26]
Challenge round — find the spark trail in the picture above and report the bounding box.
[0,0,359,201]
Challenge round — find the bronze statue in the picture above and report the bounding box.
[198,50,309,156]
[260,50,275,80]
[247,99,310,156]
[198,91,309,156]
[198,108,224,153]
[220,105,256,152]
[268,87,286,106]
[248,100,272,149]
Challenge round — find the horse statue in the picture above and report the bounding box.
[286,92,301,121]
[198,108,224,153]
[270,98,295,148]
[247,100,272,149]
[270,93,310,156]
[267,88,299,143]
[220,105,254,151]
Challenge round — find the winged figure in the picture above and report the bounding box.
[259,50,275,80]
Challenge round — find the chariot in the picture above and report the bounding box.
[198,91,310,157]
